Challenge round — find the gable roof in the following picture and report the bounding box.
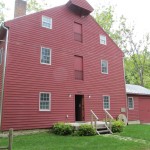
[126,84,150,96]
[67,0,93,16]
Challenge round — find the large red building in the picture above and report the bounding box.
[0,0,127,131]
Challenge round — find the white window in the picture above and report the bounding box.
[101,60,108,74]
[128,97,134,109]
[42,16,52,29]
[0,49,2,65]
[39,92,51,111]
[41,47,51,65]
[100,35,106,45]
[103,96,110,110]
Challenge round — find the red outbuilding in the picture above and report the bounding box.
[126,84,150,124]
[0,0,127,131]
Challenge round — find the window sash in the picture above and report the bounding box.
[41,47,51,65]
[101,60,108,74]
[103,96,110,110]
[40,92,51,111]
[100,35,106,45]
[42,16,52,29]
[128,97,134,109]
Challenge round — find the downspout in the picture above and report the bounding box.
[123,57,129,123]
[0,23,9,129]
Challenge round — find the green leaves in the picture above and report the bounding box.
[27,0,49,14]
[0,1,5,23]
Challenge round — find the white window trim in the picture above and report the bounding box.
[39,92,51,111]
[128,97,134,110]
[0,48,2,65]
[100,35,107,45]
[103,95,110,110]
[40,47,52,65]
[101,60,108,74]
[42,16,52,29]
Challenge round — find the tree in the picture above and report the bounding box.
[0,1,5,23]
[94,5,150,88]
[125,34,150,88]
[27,0,49,14]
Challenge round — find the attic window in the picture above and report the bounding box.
[100,35,106,45]
[42,16,52,29]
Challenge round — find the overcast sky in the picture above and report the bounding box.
[3,0,150,37]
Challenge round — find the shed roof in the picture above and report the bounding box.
[126,84,150,96]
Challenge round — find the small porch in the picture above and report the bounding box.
[68,110,114,135]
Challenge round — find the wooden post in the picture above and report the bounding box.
[8,129,13,150]
[94,119,96,129]
[91,114,93,126]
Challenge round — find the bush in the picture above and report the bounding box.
[77,124,96,136]
[53,122,74,136]
[112,120,124,133]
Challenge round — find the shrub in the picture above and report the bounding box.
[77,124,96,136]
[53,122,74,136]
[112,120,124,133]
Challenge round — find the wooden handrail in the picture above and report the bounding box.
[91,110,99,130]
[0,129,13,150]
[104,109,113,119]
[104,110,113,134]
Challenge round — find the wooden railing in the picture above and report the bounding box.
[104,109,113,134]
[0,129,13,150]
[91,110,99,130]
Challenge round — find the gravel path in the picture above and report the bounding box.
[104,134,148,144]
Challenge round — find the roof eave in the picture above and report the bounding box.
[127,92,150,96]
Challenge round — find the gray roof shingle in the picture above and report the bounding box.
[126,84,150,95]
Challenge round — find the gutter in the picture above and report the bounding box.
[0,23,9,130]
[123,57,129,123]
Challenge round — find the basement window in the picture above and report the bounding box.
[0,49,2,65]
[100,35,106,45]
[41,47,51,65]
[101,60,108,74]
[128,97,134,109]
[42,16,52,29]
[103,96,110,110]
[39,92,51,111]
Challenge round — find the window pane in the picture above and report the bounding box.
[101,60,108,74]
[103,96,110,109]
[100,35,106,45]
[40,93,50,110]
[128,98,134,109]
[42,16,52,29]
[41,47,51,64]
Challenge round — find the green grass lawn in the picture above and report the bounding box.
[120,124,150,141]
[0,124,150,150]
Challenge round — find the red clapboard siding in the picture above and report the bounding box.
[127,94,150,123]
[1,4,127,130]
[127,95,140,121]
[139,96,150,123]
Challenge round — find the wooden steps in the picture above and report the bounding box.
[96,125,112,135]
